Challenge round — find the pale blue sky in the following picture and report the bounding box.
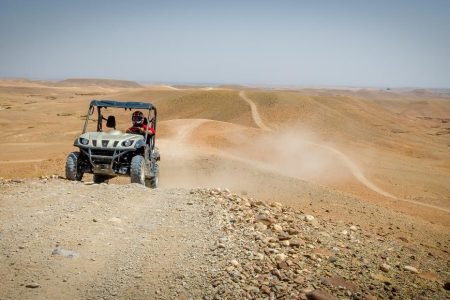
[0,0,449,87]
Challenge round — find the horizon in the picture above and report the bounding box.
[2,76,450,90]
[1,0,450,89]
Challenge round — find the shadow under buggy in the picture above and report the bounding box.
[65,100,160,188]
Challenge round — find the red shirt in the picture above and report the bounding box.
[127,124,155,135]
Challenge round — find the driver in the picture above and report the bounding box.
[126,111,155,136]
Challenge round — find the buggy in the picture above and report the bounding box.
[65,100,160,187]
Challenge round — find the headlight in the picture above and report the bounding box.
[122,140,134,147]
[80,138,89,145]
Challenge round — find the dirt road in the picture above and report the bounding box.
[0,180,226,299]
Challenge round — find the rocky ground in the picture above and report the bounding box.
[0,178,449,299]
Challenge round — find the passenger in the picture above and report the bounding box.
[126,111,155,136]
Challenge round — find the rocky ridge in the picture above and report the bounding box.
[191,188,450,299]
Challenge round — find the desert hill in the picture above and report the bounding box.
[0,79,449,298]
[52,78,142,88]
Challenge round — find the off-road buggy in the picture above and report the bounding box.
[65,100,160,187]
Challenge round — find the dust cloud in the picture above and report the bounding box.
[158,120,354,192]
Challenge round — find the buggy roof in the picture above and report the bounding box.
[90,100,154,110]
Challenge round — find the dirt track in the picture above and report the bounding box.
[239,91,450,213]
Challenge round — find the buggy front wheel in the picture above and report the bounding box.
[130,155,145,185]
[65,152,84,181]
[146,175,158,188]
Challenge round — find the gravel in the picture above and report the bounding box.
[0,179,449,299]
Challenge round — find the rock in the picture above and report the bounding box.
[26,282,40,288]
[306,289,338,300]
[294,276,304,284]
[255,214,274,225]
[280,240,290,246]
[328,256,337,263]
[341,230,348,235]
[320,276,358,293]
[398,236,409,243]
[303,215,315,222]
[254,253,264,260]
[380,264,391,272]
[349,225,358,231]
[275,253,288,262]
[404,266,419,273]
[279,261,291,270]
[255,223,267,231]
[230,259,240,267]
[278,232,291,241]
[444,282,450,291]
[287,228,299,235]
[273,224,283,232]
[52,248,79,258]
[260,285,271,295]
[290,239,303,247]
[187,201,194,205]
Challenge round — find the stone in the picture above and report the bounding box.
[275,253,288,262]
[254,253,264,260]
[287,228,299,235]
[349,225,358,231]
[306,289,338,300]
[52,248,79,258]
[290,239,303,247]
[260,285,271,295]
[273,224,283,232]
[230,259,240,267]
[444,282,450,291]
[278,232,291,241]
[328,256,337,263]
[280,240,290,246]
[380,263,391,272]
[277,261,289,269]
[26,282,40,288]
[255,214,274,225]
[320,276,358,293]
[404,266,419,273]
[303,215,315,222]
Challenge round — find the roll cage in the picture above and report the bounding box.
[82,100,157,151]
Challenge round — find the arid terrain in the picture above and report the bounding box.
[0,79,449,299]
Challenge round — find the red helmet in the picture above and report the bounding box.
[132,111,144,125]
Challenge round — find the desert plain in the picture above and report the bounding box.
[0,78,449,299]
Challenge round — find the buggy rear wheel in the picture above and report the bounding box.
[65,152,84,181]
[130,155,145,185]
